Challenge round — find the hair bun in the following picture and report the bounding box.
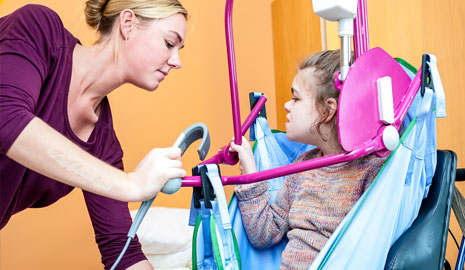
[84,0,109,29]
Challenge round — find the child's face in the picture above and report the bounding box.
[284,68,320,145]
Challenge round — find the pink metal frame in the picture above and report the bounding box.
[180,0,422,187]
[353,0,370,59]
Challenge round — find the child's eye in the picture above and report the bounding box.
[291,97,299,102]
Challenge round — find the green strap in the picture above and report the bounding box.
[191,215,202,270]
[395,57,418,74]
[210,216,224,270]
[231,229,241,269]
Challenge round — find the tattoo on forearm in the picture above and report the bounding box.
[46,149,112,191]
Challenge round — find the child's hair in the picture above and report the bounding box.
[298,50,342,143]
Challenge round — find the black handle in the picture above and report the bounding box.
[456,168,465,182]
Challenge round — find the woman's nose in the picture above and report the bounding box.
[168,50,182,69]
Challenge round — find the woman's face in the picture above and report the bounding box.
[121,13,187,91]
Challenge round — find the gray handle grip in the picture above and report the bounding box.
[161,123,210,194]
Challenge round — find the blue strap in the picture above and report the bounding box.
[206,164,231,230]
[427,54,446,118]
[206,165,239,270]
[201,200,215,270]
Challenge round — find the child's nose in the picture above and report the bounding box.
[284,100,291,112]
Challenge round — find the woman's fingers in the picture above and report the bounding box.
[131,146,187,200]
[163,146,182,159]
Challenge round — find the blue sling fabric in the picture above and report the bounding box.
[228,117,314,269]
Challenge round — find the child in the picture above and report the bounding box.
[229,50,387,269]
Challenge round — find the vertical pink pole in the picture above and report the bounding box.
[353,0,370,59]
[225,0,242,146]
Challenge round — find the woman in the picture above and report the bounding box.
[0,0,188,269]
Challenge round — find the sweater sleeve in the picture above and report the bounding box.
[83,159,147,270]
[234,179,291,248]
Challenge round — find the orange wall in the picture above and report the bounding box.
[270,0,322,131]
[0,0,277,269]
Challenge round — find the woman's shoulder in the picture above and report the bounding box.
[12,4,59,18]
[1,4,66,42]
[15,4,57,14]
[1,4,76,77]
[2,4,61,25]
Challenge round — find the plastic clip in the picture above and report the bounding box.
[192,165,216,209]
[249,92,267,141]
[249,92,267,119]
[420,54,433,97]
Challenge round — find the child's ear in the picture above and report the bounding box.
[324,98,338,123]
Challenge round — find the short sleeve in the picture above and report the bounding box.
[0,4,65,153]
[83,191,147,270]
[83,159,147,269]
[0,50,42,153]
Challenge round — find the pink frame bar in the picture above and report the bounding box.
[182,139,381,187]
[353,0,370,59]
[225,0,242,146]
[393,67,422,130]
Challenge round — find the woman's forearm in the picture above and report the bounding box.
[6,117,185,202]
[6,117,136,201]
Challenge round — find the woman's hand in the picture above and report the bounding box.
[229,136,257,174]
[128,147,186,201]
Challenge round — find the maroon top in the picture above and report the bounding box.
[0,5,146,269]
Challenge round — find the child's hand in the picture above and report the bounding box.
[229,136,258,174]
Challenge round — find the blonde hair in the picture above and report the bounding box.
[85,0,188,37]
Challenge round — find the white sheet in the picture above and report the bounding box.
[130,207,193,269]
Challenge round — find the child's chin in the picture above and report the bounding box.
[285,132,293,141]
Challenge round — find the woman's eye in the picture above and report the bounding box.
[291,97,299,101]
[165,41,174,49]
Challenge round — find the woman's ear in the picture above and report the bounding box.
[119,9,137,40]
[324,98,338,123]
